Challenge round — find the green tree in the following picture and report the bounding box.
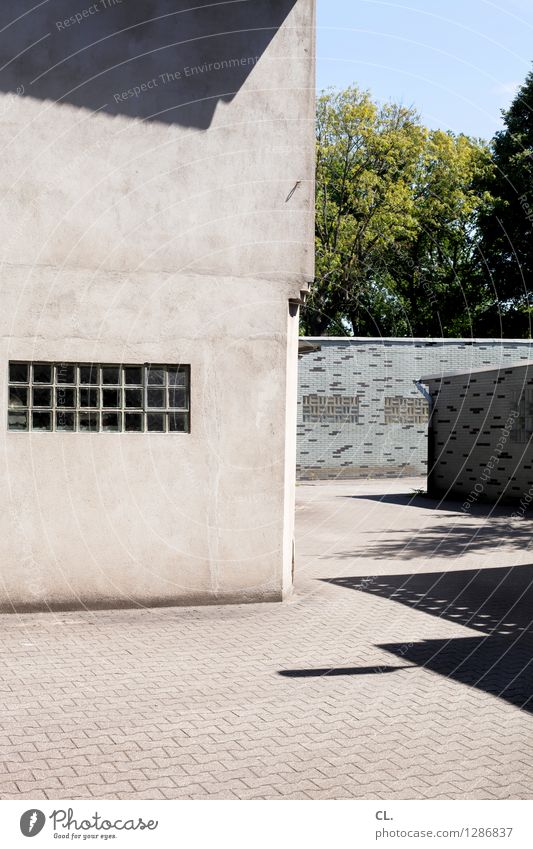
[477,70,533,336]
[302,86,493,337]
[387,130,493,336]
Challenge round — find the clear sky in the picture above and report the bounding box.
[316,0,533,140]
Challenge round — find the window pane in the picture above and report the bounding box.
[168,367,187,388]
[125,389,142,409]
[56,387,75,408]
[147,388,165,408]
[79,365,98,384]
[56,411,75,431]
[169,411,188,432]
[102,366,120,385]
[32,411,52,431]
[33,387,52,407]
[102,412,121,432]
[79,412,99,432]
[8,411,28,431]
[80,388,99,408]
[147,413,165,432]
[8,361,189,435]
[9,386,28,408]
[124,366,142,385]
[169,388,187,409]
[102,388,121,408]
[147,366,165,385]
[56,364,75,384]
[9,363,28,383]
[33,364,52,384]
[125,412,143,432]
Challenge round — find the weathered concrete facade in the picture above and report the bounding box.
[0,1,315,610]
[422,362,533,505]
[297,338,533,479]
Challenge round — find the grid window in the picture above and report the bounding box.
[7,362,190,433]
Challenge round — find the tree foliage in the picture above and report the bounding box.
[476,71,533,336]
[302,86,494,336]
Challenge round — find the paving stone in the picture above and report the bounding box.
[0,478,531,799]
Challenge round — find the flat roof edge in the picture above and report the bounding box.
[419,360,533,382]
[301,337,533,344]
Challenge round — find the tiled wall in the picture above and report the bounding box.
[297,338,533,480]
[426,364,533,504]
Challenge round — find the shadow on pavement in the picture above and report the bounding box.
[278,665,412,678]
[379,634,533,712]
[341,491,533,517]
[327,518,533,560]
[317,566,533,712]
[340,492,469,512]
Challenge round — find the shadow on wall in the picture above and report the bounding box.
[323,566,533,712]
[0,0,297,128]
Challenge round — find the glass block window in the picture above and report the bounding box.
[7,362,190,433]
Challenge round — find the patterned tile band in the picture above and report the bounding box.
[297,339,533,480]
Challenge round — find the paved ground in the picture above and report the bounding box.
[2,477,533,800]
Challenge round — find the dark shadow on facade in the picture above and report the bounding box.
[0,0,297,128]
[322,565,533,712]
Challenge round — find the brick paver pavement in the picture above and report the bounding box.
[1,477,532,799]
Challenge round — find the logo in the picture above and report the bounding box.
[20,810,46,837]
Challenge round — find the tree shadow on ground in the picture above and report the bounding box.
[327,514,533,560]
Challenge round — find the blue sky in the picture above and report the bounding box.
[316,0,533,140]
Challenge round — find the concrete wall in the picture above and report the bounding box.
[424,363,533,505]
[297,338,533,480]
[0,1,315,610]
